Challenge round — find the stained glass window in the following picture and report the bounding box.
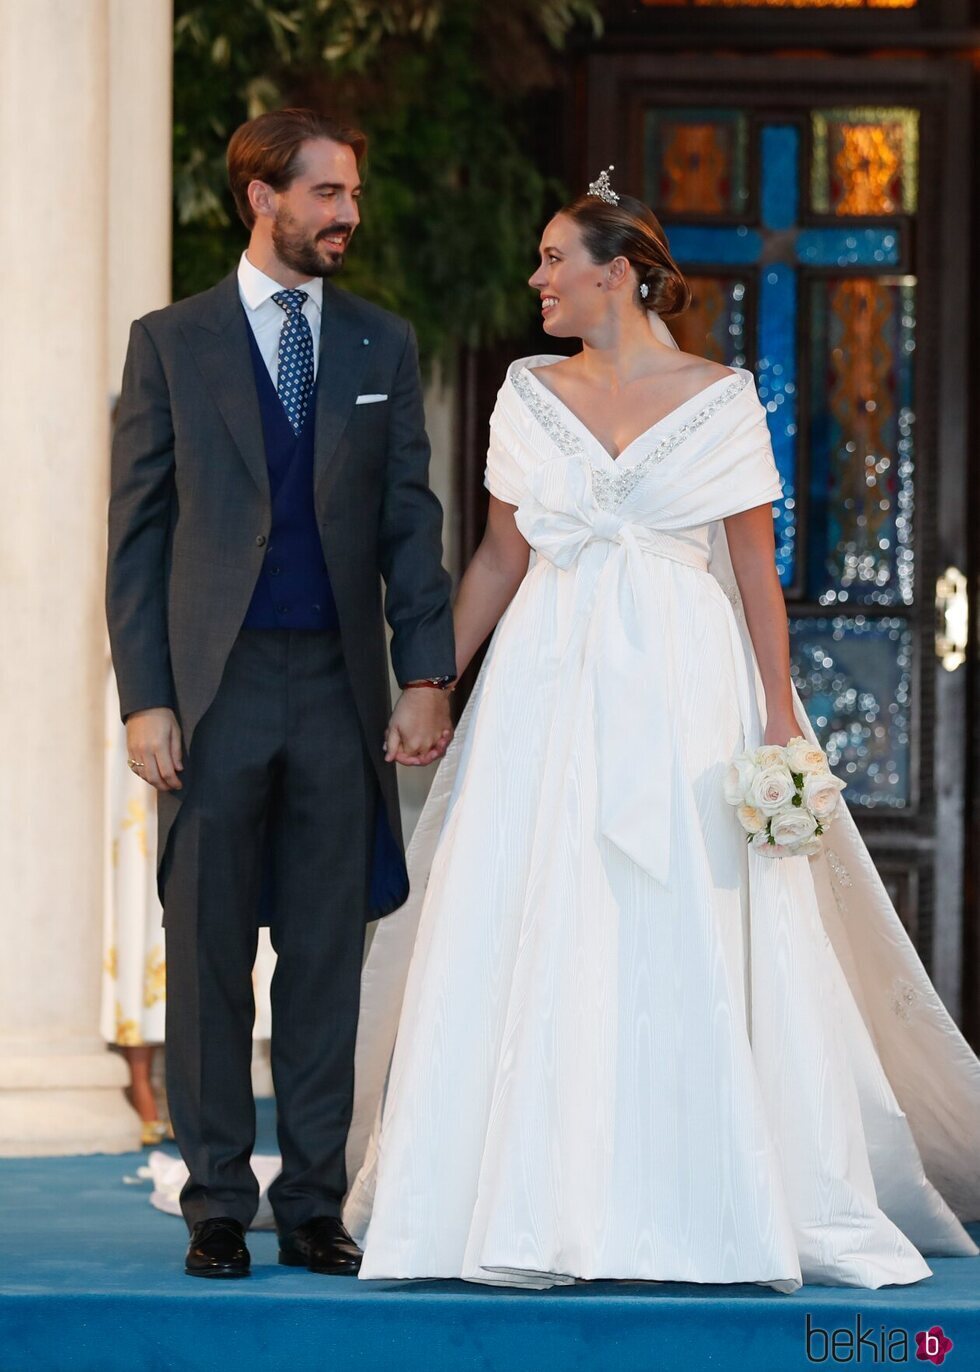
[788,616,912,808]
[806,277,915,606]
[639,2,916,8]
[811,108,919,215]
[643,110,750,217]
[664,125,800,587]
[646,102,920,811]
[667,276,749,366]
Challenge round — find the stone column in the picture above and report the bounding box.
[107,0,174,387]
[0,0,172,1155]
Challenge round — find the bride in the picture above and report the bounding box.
[341,172,980,1291]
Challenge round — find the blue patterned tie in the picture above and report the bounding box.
[272,289,314,434]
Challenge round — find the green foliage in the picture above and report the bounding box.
[172,0,601,366]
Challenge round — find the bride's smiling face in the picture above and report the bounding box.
[529,213,621,337]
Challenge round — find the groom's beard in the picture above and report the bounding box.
[271,208,353,278]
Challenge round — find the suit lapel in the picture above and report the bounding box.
[180,272,269,500]
[314,283,372,494]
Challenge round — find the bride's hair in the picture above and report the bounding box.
[561,192,692,319]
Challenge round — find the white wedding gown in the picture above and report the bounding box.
[341,332,980,1292]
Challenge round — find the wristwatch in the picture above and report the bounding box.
[403,675,457,692]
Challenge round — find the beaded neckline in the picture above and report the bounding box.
[511,364,751,512]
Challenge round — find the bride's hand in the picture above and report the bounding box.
[763,710,800,747]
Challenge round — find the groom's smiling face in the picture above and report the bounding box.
[257,137,362,279]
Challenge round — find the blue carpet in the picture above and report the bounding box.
[1,1101,978,1372]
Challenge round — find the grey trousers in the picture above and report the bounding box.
[161,628,375,1234]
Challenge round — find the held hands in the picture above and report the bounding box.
[385,688,453,767]
[125,707,184,792]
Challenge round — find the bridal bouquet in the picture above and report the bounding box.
[723,737,846,858]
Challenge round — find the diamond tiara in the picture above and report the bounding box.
[587,165,619,206]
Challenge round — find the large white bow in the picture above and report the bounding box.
[514,458,708,887]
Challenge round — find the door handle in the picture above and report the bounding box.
[935,565,968,671]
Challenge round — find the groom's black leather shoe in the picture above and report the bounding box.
[278,1217,363,1275]
[184,1218,251,1278]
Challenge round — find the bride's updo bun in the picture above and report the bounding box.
[561,191,692,319]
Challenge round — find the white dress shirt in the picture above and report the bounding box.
[237,251,323,382]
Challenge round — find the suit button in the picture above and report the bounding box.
[278,605,289,614]
[256,535,267,547]
[270,566,281,576]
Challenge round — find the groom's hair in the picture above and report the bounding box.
[227,108,368,230]
[562,192,692,319]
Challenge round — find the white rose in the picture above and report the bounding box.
[723,755,757,806]
[748,763,796,816]
[750,828,791,858]
[735,802,766,834]
[798,836,822,857]
[753,745,786,769]
[785,736,829,776]
[770,809,818,849]
[802,771,847,824]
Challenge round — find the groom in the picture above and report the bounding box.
[106,109,456,1278]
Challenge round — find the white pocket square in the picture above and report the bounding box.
[355,393,388,405]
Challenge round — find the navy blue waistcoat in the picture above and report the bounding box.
[242,315,408,918]
[242,319,340,631]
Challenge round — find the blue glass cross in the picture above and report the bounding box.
[665,125,901,589]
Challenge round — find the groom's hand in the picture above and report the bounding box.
[125,707,184,792]
[385,690,453,767]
